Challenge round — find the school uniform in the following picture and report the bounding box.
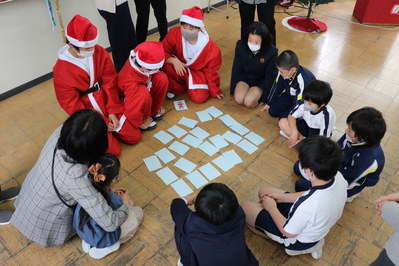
[267,65,315,118]
[230,40,278,103]
[10,127,128,248]
[117,55,168,142]
[171,198,258,266]
[295,135,385,197]
[73,191,122,248]
[290,100,336,138]
[255,172,347,250]
[337,135,385,196]
[162,27,222,103]
[53,45,129,156]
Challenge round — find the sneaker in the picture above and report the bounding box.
[311,248,323,259]
[166,92,178,99]
[0,187,21,204]
[153,113,164,121]
[279,130,290,139]
[82,239,91,253]
[346,193,360,202]
[0,210,13,225]
[285,238,324,259]
[89,241,120,259]
[146,121,157,130]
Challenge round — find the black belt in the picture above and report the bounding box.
[80,83,100,96]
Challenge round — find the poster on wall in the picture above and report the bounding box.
[0,0,15,4]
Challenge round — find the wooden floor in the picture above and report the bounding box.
[1,0,399,265]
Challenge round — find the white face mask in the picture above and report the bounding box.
[345,133,353,143]
[279,71,291,80]
[73,47,94,58]
[303,103,317,112]
[148,69,158,75]
[247,42,260,52]
[345,133,359,143]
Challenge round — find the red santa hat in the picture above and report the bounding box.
[130,41,165,69]
[180,6,204,28]
[66,14,99,48]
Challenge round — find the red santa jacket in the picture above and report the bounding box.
[162,27,222,97]
[118,59,154,128]
[53,45,124,117]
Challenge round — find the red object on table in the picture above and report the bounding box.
[353,0,399,24]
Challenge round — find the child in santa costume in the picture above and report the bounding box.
[53,15,141,157]
[162,6,224,104]
[118,41,168,139]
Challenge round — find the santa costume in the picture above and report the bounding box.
[162,6,222,103]
[53,14,137,156]
[118,41,168,142]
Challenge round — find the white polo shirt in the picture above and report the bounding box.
[284,172,348,243]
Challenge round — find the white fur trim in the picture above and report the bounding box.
[135,51,164,69]
[180,15,204,28]
[65,27,99,48]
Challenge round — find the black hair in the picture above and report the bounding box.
[295,135,344,181]
[65,38,80,52]
[194,183,238,226]
[276,50,299,70]
[78,153,121,235]
[180,22,200,29]
[58,109,108,165]
[346,107,386,147]
[303,79,333,106]
[243,21,273,55]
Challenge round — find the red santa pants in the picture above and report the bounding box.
[163,63,210,103]
[115,72,168,144]
[107,132,121,157]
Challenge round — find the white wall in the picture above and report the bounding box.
[0,0,218,96]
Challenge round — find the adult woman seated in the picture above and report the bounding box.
[11,109,128,248]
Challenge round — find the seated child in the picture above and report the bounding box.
[241,136,347,259]
[278,79,336,147]
[162,6,224,103]
[72,154,143,259]
[294,107,386,202]
[263,50,315,118]
[171,183,258,266]
[53,14,133,157]
[372,191,399,265]
[118,41,168,136]
[230,21,278,108]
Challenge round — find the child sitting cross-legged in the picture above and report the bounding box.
[72,154,143,259]
[278,79,336,147]
[171,183,259,266]
[241,136,347,259]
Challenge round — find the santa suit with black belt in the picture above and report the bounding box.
[53,44,137,156]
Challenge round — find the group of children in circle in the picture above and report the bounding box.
[49,5,388,263]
